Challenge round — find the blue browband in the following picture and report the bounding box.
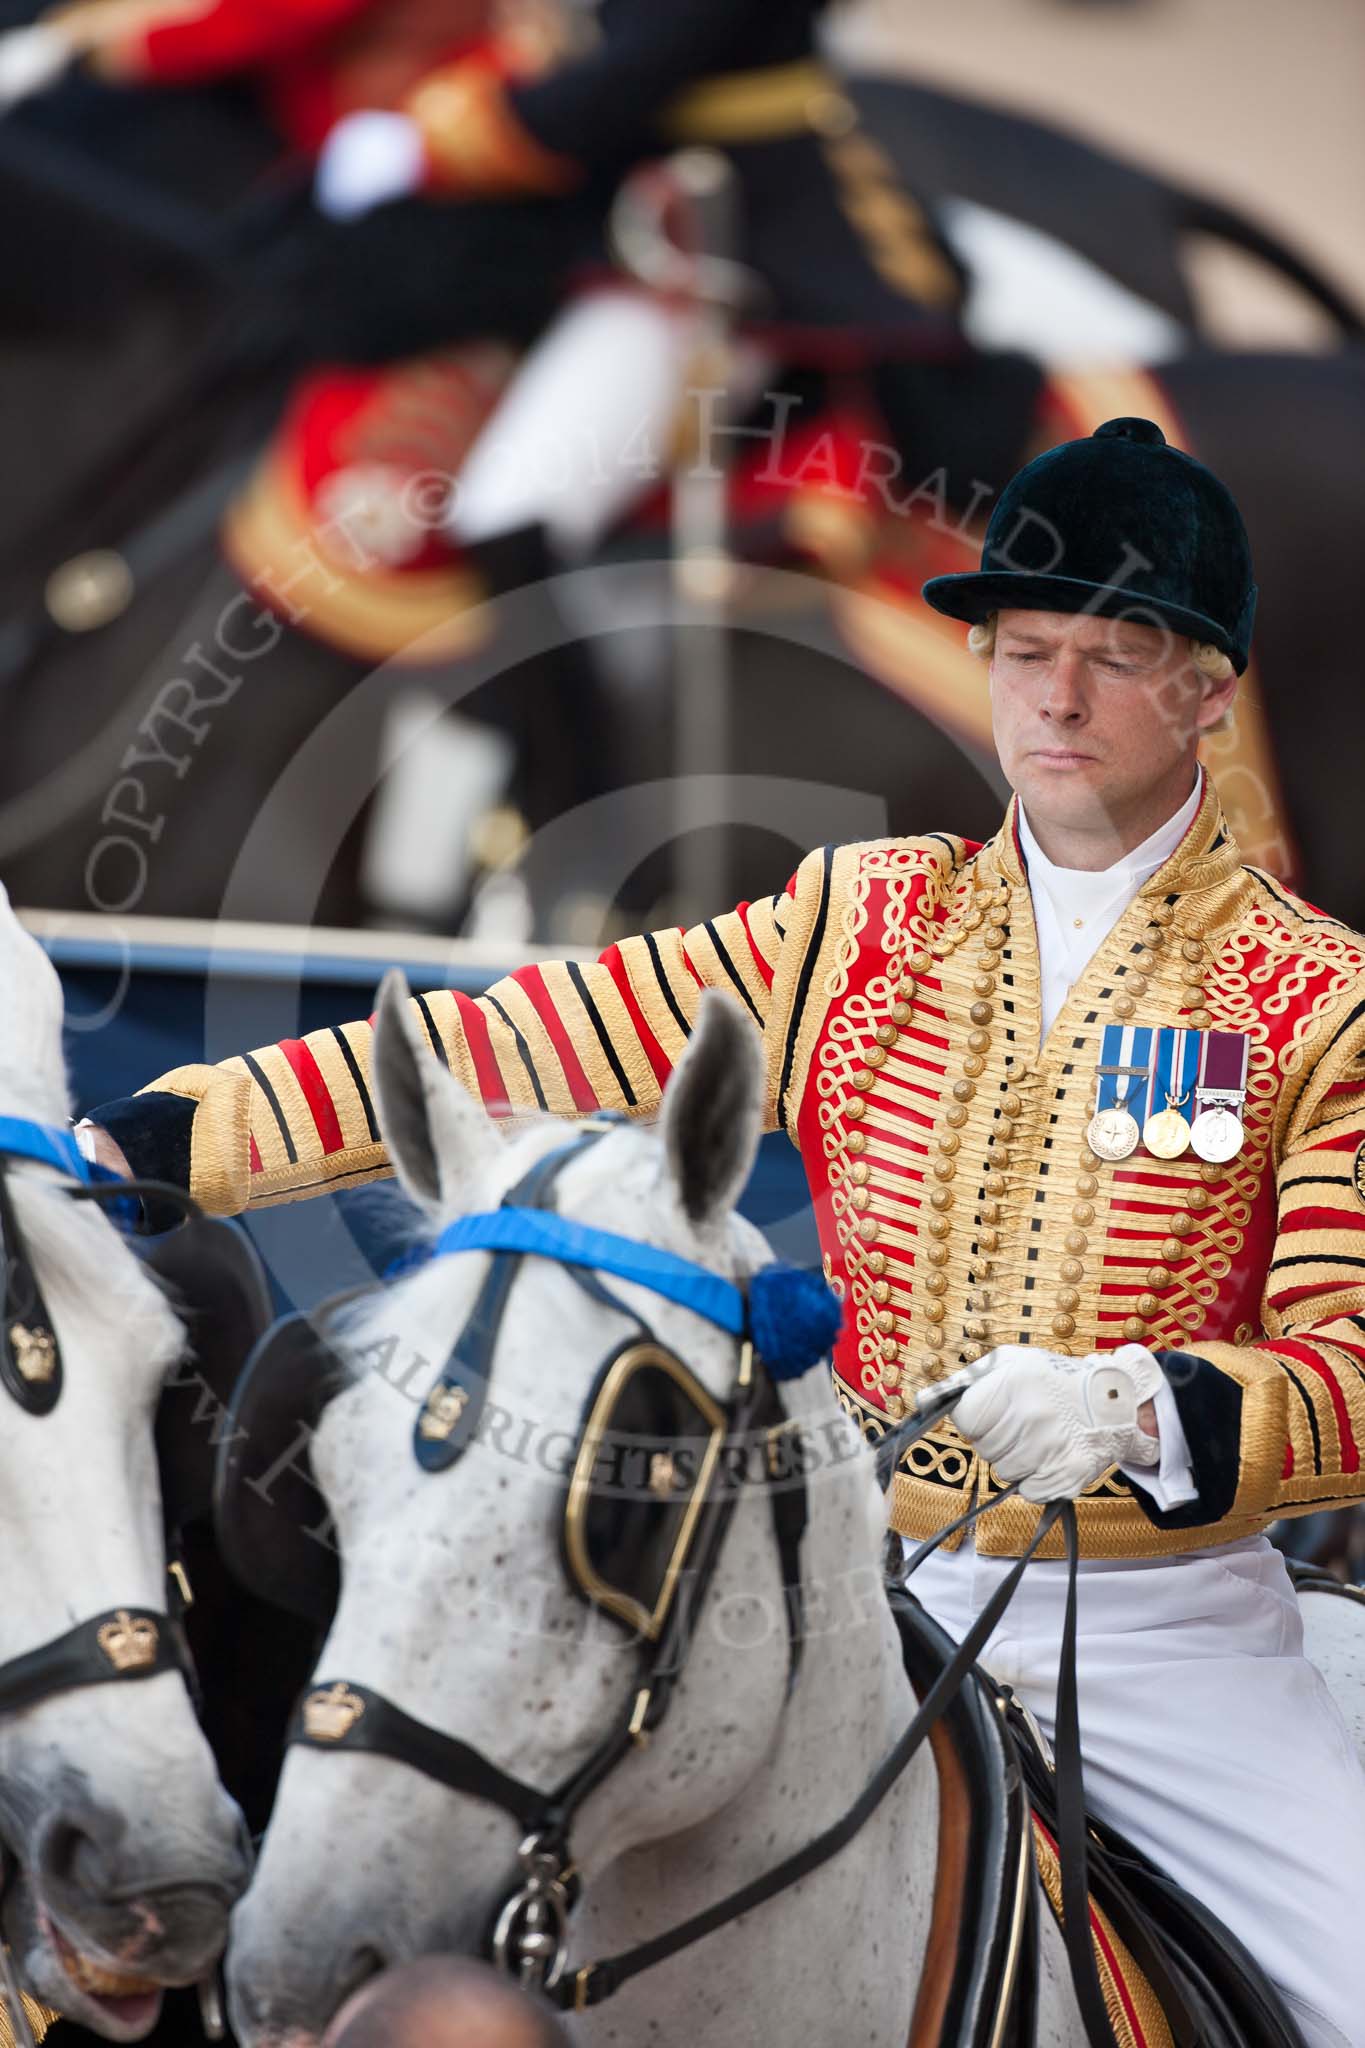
[0,1117,140,1235]
[435,1210,747,1334]
[0,1117,95,1183]
[433,1210,843,1378]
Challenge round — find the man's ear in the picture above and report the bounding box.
[370,969,497,1215]
[1191,642,1239,735]
[1195,676,1238,734]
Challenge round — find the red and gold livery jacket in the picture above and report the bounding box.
[59,0,497,150]
[101,779,1365,1559]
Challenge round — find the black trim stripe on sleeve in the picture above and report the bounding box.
[1278,1358,1324,1472]
[413,994,452,1069]
[329,1026,380,1144]
[1272,1486,1365,1509]
[1281,1172,1353,1190]
[702,920,762,1025]
[1269,1252,1365,1274]
[642,932,692,1040]
[565,962,637,1108]
[241,1053,298,1166]
[485,995,549,1112]
[1319,1340,1365,1391]
[778,845,833,1130]
[279,1159,409,1200]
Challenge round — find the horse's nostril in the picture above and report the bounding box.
[38,1800,126,1898]
[331,1943,387,2024]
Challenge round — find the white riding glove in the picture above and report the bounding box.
[0,25,72,108]
[314,110,426,221]
[951,1343,1163,1503]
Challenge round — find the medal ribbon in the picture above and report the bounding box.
[1096,1024,1153,1113]
[1143,1027,1201,1124]
[1196,1030,1250,1100]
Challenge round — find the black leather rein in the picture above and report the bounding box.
[0,1151,204,1721]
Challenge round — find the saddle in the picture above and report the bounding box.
[891,1588,1309,2048]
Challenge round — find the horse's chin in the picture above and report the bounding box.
[2,1870,167,2042]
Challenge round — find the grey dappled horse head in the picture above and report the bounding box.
[0,889,248,2039]
[225,983,942,2047]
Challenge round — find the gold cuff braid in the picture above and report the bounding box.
[1183,1339,1292,1520]
[137,1064,254,1217]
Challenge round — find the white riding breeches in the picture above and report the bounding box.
[909,1536,1365,2048]
[448,290,700,555]
[447,288,774,556]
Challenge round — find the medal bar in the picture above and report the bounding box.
[1142,1026,1200,1160]
[1190,1030,1249,1162]
[1086,1024,1153,1162]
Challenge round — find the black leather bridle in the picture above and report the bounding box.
[287,1132,810,2002]
[280,1130,1123,2033]
[0,1125,207,1719]
[0,1124,212,2047]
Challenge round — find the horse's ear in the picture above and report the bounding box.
[660,991,764,1230]
[371,969,494,1214]
[0,879,69,1118]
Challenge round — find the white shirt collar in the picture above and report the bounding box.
[1016,772,1205,1048]
[1017,770,1204,906]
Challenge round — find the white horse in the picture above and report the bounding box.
[225,981,1091,2046]
[1298,1586,1365,1762]
[0,890,249,2039]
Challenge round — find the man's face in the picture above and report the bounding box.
[989,609,1237,840]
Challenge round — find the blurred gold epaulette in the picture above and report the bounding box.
[406,59,579,196]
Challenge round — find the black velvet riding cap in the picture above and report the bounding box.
[922,417,1257,672]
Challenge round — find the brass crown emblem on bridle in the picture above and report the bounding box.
[96,1611,159,1673]
[8,1322,56,1384]
[418,1383,468,1442]
[303,1682,366,1743]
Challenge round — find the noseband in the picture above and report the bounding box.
[0,1120,203,1724]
